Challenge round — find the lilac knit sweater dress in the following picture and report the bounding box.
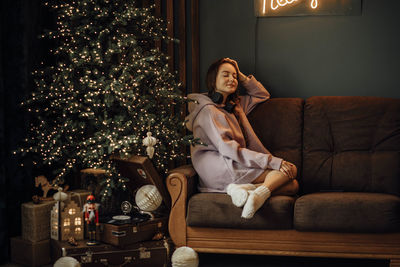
[185,76,283,193]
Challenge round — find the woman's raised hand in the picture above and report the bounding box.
[225,58,248,82]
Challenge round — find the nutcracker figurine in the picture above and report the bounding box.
[83,194,99,245]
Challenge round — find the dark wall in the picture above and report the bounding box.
[0,0,54,262]
[199,0,256,92]
[199,0,400,98]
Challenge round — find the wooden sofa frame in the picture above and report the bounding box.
[166,165,400,267]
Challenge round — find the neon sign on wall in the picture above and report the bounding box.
[267,0,318,12]
[254,0,361,17]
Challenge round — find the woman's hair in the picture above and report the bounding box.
[206,58,240,103]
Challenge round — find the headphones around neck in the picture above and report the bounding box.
[209,92,236,113]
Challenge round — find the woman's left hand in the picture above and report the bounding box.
[279,160,297,179]
[225,58,248,82]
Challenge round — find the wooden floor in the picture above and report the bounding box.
[198,253,389,267]
[1,254,389,267]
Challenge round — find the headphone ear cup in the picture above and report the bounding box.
[210,92,223,104]
[224,101,236,113]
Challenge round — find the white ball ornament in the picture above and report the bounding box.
[171,246,199,267]
[135,184,162,212]
[54,256,81,267]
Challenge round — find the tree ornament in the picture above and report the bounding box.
[135,185,162,212]
[143,131,157,159]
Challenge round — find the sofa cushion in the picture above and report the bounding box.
[294,192,400,232]
[248,98,304,178]
[187,193,295,229]
[302,96,400,195]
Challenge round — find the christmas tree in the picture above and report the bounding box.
[17,0,194,201]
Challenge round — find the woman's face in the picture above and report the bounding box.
[215,63,238,97]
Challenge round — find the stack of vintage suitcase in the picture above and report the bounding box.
[51,156,174,267]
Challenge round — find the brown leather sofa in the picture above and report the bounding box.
[166,96,400,266]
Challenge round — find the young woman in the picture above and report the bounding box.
[185,58,298,219]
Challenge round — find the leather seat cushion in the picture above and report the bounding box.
[187,193,295,229]
[294,192,400,232]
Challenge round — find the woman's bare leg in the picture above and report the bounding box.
[273,179,299,196]
[260,170,292,191]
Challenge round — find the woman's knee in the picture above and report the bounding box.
[290,179,299,194]
[289,164,298,179]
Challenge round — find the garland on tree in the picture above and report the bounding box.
[16,0,197,201]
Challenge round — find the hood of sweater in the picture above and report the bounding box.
[185,93,218,132]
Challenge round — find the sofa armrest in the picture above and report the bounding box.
[166,164,198,246]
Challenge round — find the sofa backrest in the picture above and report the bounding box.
[302,96,400,196]
[248,98,304,180]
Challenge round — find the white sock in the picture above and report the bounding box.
[226,183,256,208]
[241,185,271,219]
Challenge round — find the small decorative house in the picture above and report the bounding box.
[50,200,84,241]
